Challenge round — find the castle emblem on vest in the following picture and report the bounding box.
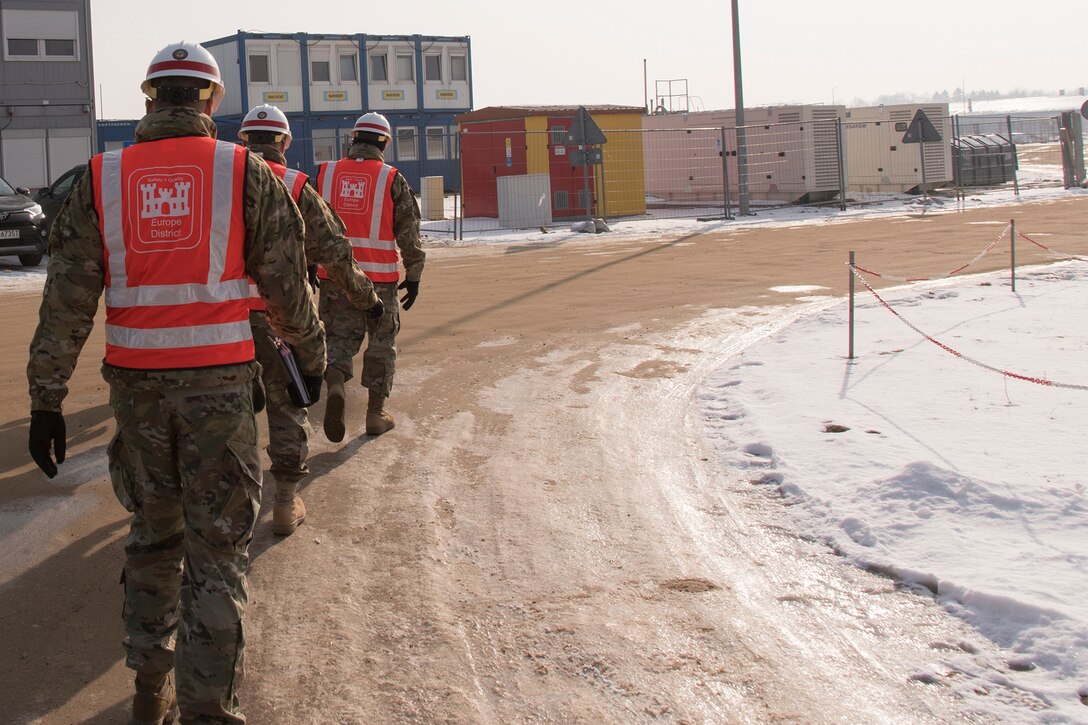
[141,179,192,218]
[335,174,371,213]
[132,169,200,248]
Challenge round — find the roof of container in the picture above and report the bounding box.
[456,105,645,124]
[202,30,469,46]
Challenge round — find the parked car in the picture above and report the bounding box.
[0,176,48,266]
[34,163,87,236]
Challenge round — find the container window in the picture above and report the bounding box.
[369,53,388,82]
[396,54,414,83]
[249,54,270,83]
[451,55,467,82]
[425,54,441,82]
[339,53,357,82]
[396,127,418,161]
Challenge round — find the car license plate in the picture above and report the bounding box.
[0,229,20,239]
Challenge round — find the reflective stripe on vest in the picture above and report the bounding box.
[94,138,254,369]
[316,158,398,283]
[249,161,310,311]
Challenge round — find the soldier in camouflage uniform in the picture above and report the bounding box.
[316,112,424,442]
[26,43,324,725]
[237,103,383,536]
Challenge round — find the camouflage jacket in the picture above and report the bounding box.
[250,143,379,310]
[27,107,325,412]
[345,142,425,282]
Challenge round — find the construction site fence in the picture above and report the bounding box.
[282,114,1086,237]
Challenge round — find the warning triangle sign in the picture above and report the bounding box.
[901,109,942,144]
[566,107,608,146]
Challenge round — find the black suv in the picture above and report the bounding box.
[0,176,48,266]
[35,163,87,236]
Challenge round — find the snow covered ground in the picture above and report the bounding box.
[5,175,1085,721]
[695,260,1088,722]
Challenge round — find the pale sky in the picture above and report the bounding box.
[89,0,1088,120]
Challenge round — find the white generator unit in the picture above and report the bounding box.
[642,105,846,205]
[843,103,953,193]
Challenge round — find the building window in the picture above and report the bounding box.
[313,130,338,164]
[369,53,388,82]
[339,53,357,82]
[424,54,441,82]
[44,38,75,56]
[425,127,446,160]
[2,9,79,61]
[396,54,414,82]
[396,128,418,161]
[311,60,331,83]
[451,55,467,82]
[249,54,270,83]
[6,38,37,56]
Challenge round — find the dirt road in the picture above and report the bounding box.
[2,196,1085,723]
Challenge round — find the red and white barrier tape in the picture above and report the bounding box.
[853,223,1010,282]
[1017,231,1088,262]
[849,265,1088,391]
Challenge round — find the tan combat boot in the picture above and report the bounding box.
[323,370,347,442]
[365,390,396,436]
[272,478,306,536]
[132,672,179,725]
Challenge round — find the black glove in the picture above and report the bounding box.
[29,410,66,478]
[365,296,385,320]
[398,280,419,311]
[287,374,324,408]
[307,265,319,294]
[252,377,266,414]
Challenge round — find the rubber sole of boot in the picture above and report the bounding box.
[131,704,179,725]
[272,513,305,536]
[323,390,346,442]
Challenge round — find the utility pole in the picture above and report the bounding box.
[731,0,749,214]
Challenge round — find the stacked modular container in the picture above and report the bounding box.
[200,31,472,190]
[642,105,846,205]
[843,103,952,193]
[456,105,646,222]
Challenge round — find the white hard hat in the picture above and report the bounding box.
[239,104,292,141]
[353,112,392,140]
[141,41,225,104]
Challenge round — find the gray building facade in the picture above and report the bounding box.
[0,0,95,189]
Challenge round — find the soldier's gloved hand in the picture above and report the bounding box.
[365,296,385,320]
[306,265,319,294]
[398,280,419,311]
[29,410,66,478]
[287,374,324,408]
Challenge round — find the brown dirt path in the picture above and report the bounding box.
[1,196,1084,723]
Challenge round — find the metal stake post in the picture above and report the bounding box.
[1007,115,1020,198]
[1010,219,1016,292]
[848,251,856,360]
[919,139,928,206]
[836,118,847,212]
[721,127,732,219]
[580,114,591,223]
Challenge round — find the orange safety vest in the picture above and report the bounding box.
[92,137,254,369]
[248,161,308,312]
[316,157,399,283]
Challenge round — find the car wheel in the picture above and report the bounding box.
[18,253,43,267]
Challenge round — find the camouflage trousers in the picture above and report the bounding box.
[319,279,400,397]
[251,311,310,483]
[107,378,261,725]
